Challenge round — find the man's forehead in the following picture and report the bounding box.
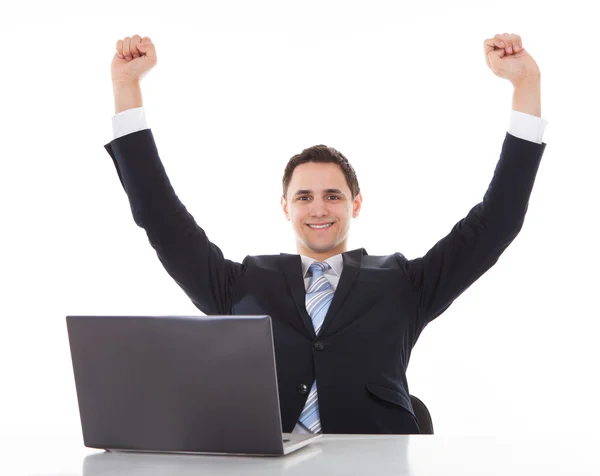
[289,163,347,184]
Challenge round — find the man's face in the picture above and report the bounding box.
[281,162,362,260]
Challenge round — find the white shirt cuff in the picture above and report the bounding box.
[508,110,548,144]
[112,106,149,139]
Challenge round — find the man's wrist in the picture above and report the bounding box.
[112,76,140,88]
[112,79,143,114]
[512,75,541,88]
[511,76,541,118]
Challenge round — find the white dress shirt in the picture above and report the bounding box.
[110,107,548,433]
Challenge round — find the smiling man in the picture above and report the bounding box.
[282,156,362,260]
[105,32,547,434]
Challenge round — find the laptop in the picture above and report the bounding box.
[66,315,321,456]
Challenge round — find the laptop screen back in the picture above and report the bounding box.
[67,315,285,455]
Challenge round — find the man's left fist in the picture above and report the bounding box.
[484,33,541,87]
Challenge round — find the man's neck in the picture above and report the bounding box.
[297,244,347,261]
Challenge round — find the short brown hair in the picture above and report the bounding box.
[282,145,360,199]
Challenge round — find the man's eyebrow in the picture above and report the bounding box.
[293,188,345,196]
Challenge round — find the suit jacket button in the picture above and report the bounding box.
[314,341,324,351]
[297,384,308,395]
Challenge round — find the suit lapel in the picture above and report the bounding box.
[279,248,367,338]
[319,248,365,336]
[279,253,316,338]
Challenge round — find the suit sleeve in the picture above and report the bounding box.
[403,132,546,327]
[104,129,244,315]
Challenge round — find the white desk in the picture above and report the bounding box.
[8,433,600,475]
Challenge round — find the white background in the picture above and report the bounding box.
[1,0,598,441]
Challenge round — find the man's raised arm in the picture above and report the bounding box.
[105,35,244,315]
[405,33,548,327]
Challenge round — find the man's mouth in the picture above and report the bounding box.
[307,222,334,230]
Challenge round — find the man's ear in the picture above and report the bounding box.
[352,192,363,218]
[281,195,290,221]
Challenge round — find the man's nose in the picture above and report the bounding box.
[309,198,329,216]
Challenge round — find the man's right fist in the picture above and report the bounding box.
[111,35,157,84]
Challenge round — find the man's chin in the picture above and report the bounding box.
[305,240,339,254]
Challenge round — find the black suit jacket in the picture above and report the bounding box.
[104,130,546,434]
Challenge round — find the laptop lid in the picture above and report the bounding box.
[66,315,287,455]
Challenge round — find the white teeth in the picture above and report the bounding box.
[309,223,332,229]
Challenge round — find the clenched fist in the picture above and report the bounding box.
[111,35,157,84]
[484,33,541,87]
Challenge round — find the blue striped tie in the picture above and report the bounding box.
[298,261,334,433]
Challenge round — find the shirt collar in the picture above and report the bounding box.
[300,253,344,278]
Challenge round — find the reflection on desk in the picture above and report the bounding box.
[84,444,323,475]
[9,434,600,475]
[82,436,408,475]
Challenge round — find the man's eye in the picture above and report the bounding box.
[296,195,339,201]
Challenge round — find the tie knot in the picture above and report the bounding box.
[309,261,330,277]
